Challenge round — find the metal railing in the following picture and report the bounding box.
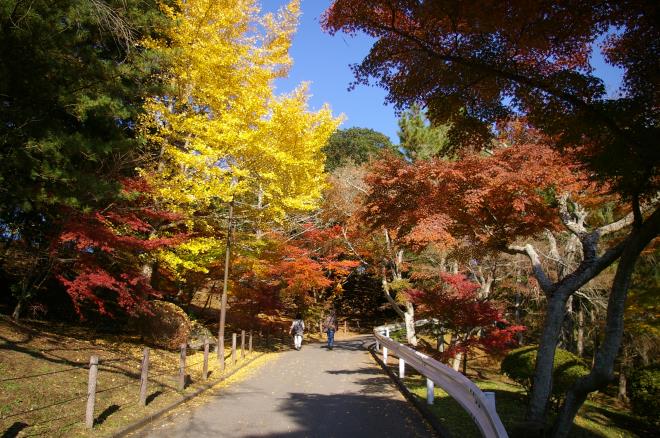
[374,321,508,438]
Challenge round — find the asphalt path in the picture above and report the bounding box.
[137,336,434,437]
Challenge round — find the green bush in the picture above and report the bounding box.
[629,363,660,422]
[501,345,590,402]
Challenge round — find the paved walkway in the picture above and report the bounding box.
[138,336,434,437]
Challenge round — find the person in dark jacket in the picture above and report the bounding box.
[323,311,337,350]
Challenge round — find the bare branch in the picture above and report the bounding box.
[595,193,659,237]
[507,243,554,294]
[382,275,406,318]
[340,226,368,265]
[558,193,588,236]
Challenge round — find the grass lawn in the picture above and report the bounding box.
[394,365,653,438]
[379,328,653,437]
[0,316,277,437]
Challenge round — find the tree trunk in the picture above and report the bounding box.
[12,300,22,320]
[560,295,575,352]
[526,292,569,428]
[515,292,524,344]
[576,301,584,357]
[452,352,463,371]
[404,302,418,346]
[218,200,234,360]
[618,367,628,403]
[551,208,660,437]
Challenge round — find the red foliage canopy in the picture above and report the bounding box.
[409,272,524,359]
[55,178,187,316]
[362,144,587,251]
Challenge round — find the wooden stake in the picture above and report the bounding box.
[85,356,99,429]
[178,343,186,390]
[232,333,237,366]
[139,348,149,406]
[202,337,209,381]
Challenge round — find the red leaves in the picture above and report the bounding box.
[362,144,587,251]
[410,272,524,359]
[54,178,186,317]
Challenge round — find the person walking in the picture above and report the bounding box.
[323,311,337,350]
[289,313,304,350]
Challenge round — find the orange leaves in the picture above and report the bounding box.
[362,144,591,251]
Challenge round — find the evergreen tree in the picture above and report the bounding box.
[397,105,452,161]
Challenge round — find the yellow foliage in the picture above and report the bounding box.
[139,0,341,281]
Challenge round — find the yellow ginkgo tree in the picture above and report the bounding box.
[139,0,341,360]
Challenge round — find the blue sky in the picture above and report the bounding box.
[266,0,624,145]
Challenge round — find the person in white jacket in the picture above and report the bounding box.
[289,313,305,350]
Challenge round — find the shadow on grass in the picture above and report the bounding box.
[581,402,655,437]
[95,404,120,426]
[1,421,28,438]
[146,390,164,406]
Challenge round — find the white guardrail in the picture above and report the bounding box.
[374,320,508,438]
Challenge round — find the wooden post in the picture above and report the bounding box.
[85,355,99,429]
[218,332,225,372]
[241,330,245,359]
[178,343,186,390]
[139,348,149,406]
[399,357,405,379]
[232,333,237,366]
[343,320,347,335]
[202,337,209,381]
[249,331,253,354]
[426,378,435,405]
[383,345,388,364]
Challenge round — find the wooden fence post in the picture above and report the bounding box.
[178,343,186,390]
[139,348,149,406]
[343,320,347,335]
[203,337,209,381]
[383,345,388,364]
[426,378,435,405]
[249,331,253,354]
[399,357,405,379]
[218,332,225,372]
[232,333,237,366]
[241,330,245,359]
[85,355,99,429]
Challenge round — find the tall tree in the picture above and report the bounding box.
[141,0,340,357]
[322,127,397,171]
[324,2,659,434]
[398,105,452,161]
[0,0,171,317]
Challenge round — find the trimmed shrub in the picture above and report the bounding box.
[137,300,191,350]
[629,363,659,422]
[501,345,590,402]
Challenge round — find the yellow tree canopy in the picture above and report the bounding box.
[140,0,341,280]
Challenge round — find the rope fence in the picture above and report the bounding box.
[1,326,267,436]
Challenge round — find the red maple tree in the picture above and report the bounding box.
[54,178,187,316]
